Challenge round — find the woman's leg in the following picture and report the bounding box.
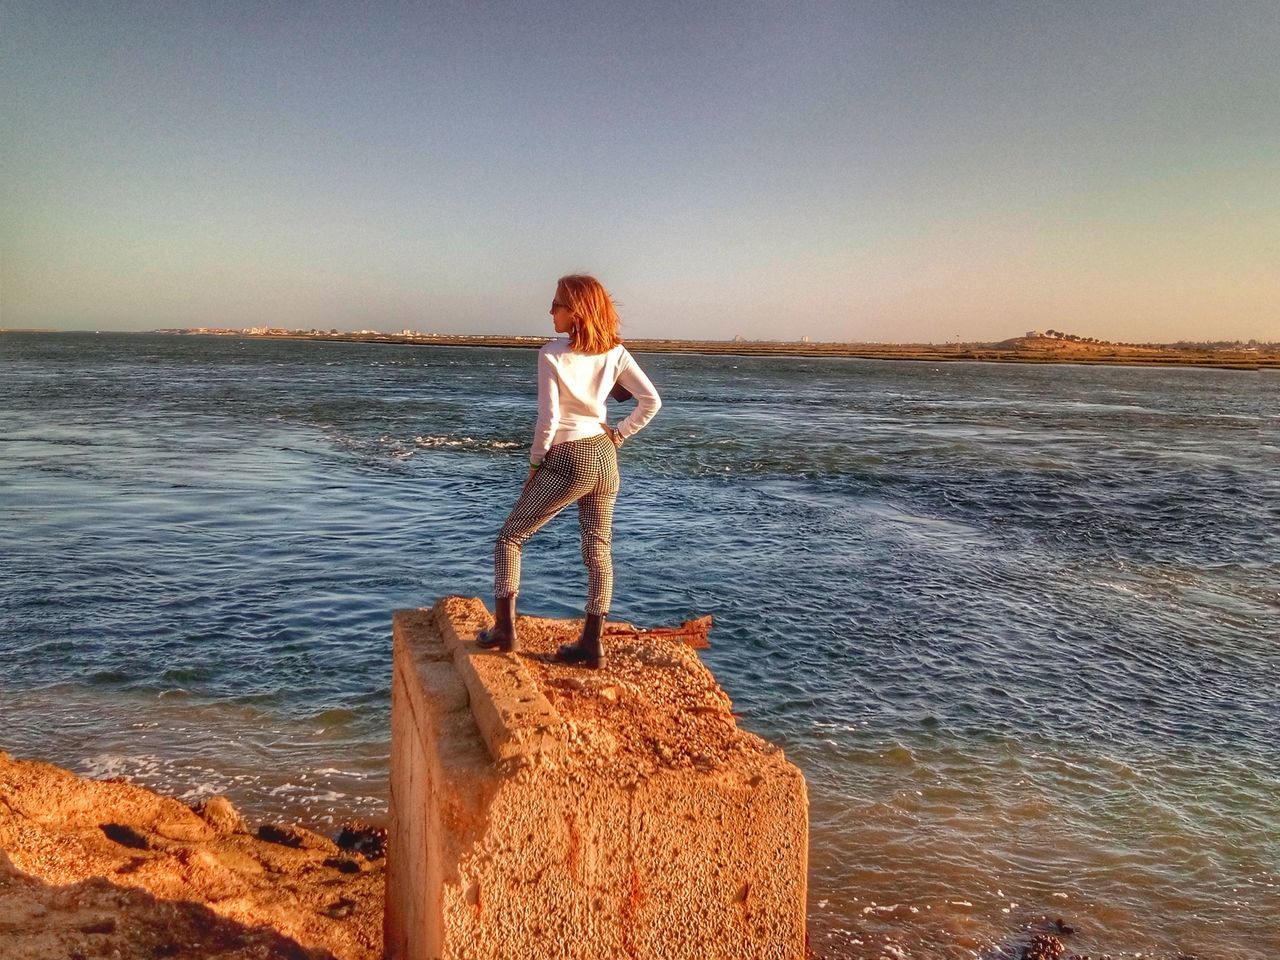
[577,434,620,615]
[555,436,619,668]
[494,457,591,600]
[577,489,617,615]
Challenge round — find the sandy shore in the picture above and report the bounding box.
[0,751,383,960]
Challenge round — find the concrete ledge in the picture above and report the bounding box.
[387,596,808,960]
[431,599,568,765]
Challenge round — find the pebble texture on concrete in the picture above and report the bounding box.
[386,596,808,960]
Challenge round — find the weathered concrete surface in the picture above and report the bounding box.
[387,596,808,960]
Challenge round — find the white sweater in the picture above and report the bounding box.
[530,339,662,465]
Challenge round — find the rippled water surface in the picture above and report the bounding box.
[2,333,1276,959]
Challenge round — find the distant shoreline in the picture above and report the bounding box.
[7,328,1276,370]
[168,330,1280,370]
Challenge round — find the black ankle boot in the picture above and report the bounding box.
[555,612,605,669]
[477,594,518,652]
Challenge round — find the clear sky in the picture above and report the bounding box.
[3,1,1277,342]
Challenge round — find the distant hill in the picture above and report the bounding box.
[994,335,1167,356]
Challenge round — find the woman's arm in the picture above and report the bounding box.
[529,349,560,466]
[612,349,661,441]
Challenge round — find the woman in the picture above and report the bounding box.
[478,275,662,669]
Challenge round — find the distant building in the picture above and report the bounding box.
[1026,330,1042,338]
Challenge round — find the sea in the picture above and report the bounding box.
[1,331,1275,959]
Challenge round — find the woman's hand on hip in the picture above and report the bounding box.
[602,423,623,448]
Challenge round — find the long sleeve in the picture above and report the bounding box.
[529,349,560,465]
[613,349,661,440]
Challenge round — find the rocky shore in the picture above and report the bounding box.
[0,751,384,960]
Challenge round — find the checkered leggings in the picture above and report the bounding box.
[494,433,620,615]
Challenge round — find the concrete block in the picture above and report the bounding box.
[387,596,808,960]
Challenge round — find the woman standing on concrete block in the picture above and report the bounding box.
[478,274,662,668]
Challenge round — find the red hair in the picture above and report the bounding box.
[557,274,621,354]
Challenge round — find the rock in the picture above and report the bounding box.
[257,822,339,854]
[1,752,385,960]
[208,847,265,876]
[100,822,152,850]
[323,856,364,874]
[1022,933,1066,960]
[335,821,387,860]
[190,795,247,835]
[324,896,356,919]
[153,818,215,843]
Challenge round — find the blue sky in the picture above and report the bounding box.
[3,1,1277,341]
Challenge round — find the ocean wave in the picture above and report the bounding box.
[320,431,521,461]
[411,434,520,451]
